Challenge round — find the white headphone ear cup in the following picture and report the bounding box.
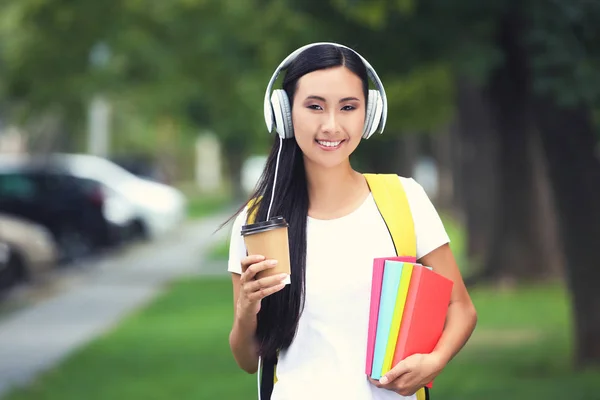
[364,90,384,139]
[372,93,384,136]
[271,89,293,139]
[363,90,377,139]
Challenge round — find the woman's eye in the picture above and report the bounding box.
[342,105,356,111]
[308,104,323,110]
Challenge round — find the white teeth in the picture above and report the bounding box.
[317,140,342,148]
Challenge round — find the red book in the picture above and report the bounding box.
[366,256,416,375]
[392,265,453,388]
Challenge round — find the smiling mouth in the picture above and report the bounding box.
[315,139,344,148]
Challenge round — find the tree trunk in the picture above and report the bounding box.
[355,133,419,177]
[392,134,419,178]
[534,98,600,367]
[477,11,560,285]
[432,125,456,212]
[529,128,565,279]
[454,76,499,274]
[223,139,247,202]
[230,150,245,202]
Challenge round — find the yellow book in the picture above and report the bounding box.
[381,262,414,375]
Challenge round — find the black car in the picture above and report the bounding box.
[0,241,11,292]
[0,158,121,263]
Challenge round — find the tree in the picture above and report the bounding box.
[526,0,600,367]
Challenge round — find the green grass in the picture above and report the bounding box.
[207,238,230,261]
[5,278,254,400]
[175,181,233,219]
[436,283,600,399]
[5,277,599,400]
[186,195,232,219]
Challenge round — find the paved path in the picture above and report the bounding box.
[0,212,232,398]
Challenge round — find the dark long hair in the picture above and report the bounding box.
[229,44,369,359]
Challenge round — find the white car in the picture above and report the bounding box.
[241,155,268,196]
[51,153,187,240]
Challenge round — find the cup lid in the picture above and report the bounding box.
[241,216,288,236]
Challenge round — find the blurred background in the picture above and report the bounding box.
[0,0,599,399]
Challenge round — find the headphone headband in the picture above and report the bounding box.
[263,42,388,136]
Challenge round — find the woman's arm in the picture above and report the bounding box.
[229,255,288,374]
[420,243,478,366]
[229,272,260,374]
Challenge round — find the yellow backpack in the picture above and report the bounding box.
[251,173,429,400]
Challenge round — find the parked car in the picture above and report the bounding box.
[109,154,170,184]
[0,213,57,291]
[0,241,10,291]
[50,153,187,240]
[0,157,130,262]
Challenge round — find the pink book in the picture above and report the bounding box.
[392,265,453,388]
[365,256,417,375]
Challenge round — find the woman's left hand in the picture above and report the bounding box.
[368,353,446,397]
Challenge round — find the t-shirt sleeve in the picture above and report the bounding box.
[227,208,248,275]
[400,177,450,259]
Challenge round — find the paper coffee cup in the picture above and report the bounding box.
[241,216,291,284]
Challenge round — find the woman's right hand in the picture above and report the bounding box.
[238,255,289,318]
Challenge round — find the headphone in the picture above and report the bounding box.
[263,42,388,140]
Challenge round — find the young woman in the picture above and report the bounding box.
[227,43,477,400]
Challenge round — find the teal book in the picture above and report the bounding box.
[370,260,404,379]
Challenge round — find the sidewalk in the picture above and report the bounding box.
[0,212,231,398]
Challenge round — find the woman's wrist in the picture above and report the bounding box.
[430,350,449,371]
[236,304,258,329]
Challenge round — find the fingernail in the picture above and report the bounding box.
[267,260,278,266]
[279,273,289,280]
[379,377,388,385]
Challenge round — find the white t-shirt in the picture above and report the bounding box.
[228,176,450,400]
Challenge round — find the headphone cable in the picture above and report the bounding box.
[257,355,262,400]
[266,135,283,221]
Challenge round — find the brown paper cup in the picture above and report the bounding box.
[241,216,291,284]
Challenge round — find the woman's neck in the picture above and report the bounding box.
[304,158,370,220]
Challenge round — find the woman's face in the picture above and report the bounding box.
[291,66,366,170]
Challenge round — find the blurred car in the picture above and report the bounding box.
[241,155,268,196]
[0,213,57,291]
[0,157,129,261]
[51,153,187,240]
[0,241,10,291]
[109,154,170,184]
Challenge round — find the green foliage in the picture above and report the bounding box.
[526,0,600,108]
[383,63,455,132]
[0,0,122,122]
[330,0,414,29]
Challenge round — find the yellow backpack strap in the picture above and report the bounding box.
[246,196,262,225]
[363,173,416,259]
[364,173,427,400]
[417,387,430,400]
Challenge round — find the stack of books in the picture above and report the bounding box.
[365,257,454,388]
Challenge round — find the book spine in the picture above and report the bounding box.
[365,261,385,375]
[391,268,422,367]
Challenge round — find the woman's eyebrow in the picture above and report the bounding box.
[305,95,361,103]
